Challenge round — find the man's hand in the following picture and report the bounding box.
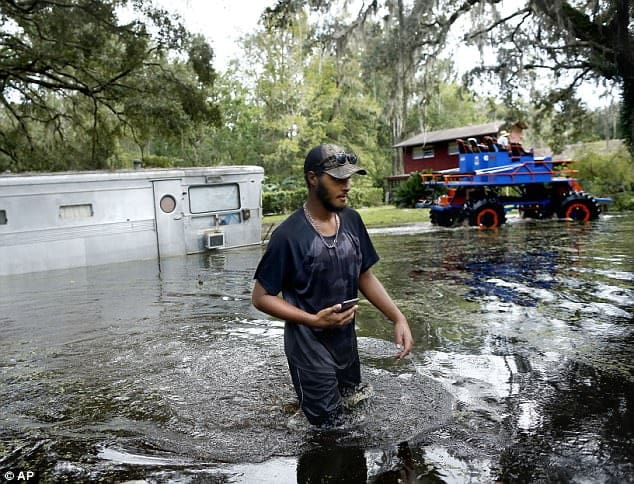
[393,319,413,359]
[312,303,357,328]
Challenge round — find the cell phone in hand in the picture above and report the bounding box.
[339,297,359,311]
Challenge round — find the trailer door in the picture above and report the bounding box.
[152,179,186,258]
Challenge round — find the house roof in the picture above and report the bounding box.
[393,121,504,148]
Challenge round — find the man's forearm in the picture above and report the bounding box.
[252,280,357,329]
[252,282,315,325]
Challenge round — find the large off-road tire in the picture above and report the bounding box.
[556,192,600,222]
[467,199,506,228]
[430,207,461,227]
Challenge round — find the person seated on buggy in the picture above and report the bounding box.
[508,121,532,158]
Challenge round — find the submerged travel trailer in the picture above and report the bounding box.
[0,166,264,276]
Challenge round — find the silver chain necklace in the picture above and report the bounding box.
[303,203,339,249]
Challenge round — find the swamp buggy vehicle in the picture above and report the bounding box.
[422,138,611,228]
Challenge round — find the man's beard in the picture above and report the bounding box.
[316,179,345,213]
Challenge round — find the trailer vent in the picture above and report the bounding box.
[204,232,225,250]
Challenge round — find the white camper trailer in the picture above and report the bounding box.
[0,166,264,276]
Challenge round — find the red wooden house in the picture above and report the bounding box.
[393,121,504,173]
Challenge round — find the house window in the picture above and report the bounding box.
[59,204,93,219]
[412,146,434,159]
[189,184,240,214]
[448,142,459,155]
[0,210,6,225]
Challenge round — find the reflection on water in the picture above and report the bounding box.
[1,213,633,482]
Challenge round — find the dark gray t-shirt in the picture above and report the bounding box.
[254,206,379,371]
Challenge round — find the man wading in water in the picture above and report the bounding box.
[252,143,413,426]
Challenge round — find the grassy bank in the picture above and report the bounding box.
[263,205,429,230]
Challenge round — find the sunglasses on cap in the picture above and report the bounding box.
[321,152,358,170]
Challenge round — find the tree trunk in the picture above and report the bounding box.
[390,0,406,175]
[621,78,634,155]
[392,114,404,174]
[615,0,634,153]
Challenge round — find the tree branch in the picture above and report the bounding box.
[464,7,531,41]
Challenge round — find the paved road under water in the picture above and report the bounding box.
[1,212,633,483]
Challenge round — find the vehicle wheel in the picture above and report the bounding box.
[468,199,506,228]
[430,208,460,227]
[556,192,600,222]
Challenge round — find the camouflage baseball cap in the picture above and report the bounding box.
[304,144,367,179]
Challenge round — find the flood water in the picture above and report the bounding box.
[1,212,633,483]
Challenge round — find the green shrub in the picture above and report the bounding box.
[141,155,174,168]
[262,188,308,214]
[348,187,384,208]
[612,192,634,211]
[262,186,383,214]
[394,171,446,208]
[572,143,633,197]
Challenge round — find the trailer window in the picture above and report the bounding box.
[159,195,177,214]
[189,184,240,214]
[0,210,6,225]
[59,204,93,219]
